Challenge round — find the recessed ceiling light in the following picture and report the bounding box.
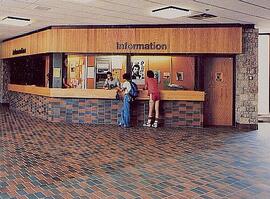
[152,6,191,19]
[0,16,31,26]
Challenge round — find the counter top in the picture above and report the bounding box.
[8,84,205,101]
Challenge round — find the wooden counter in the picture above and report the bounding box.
[8,84,205,101]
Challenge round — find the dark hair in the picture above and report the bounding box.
[106,71,112,75]
[147,70,154,78]
[123,73,131,80]
[132,64,140,71]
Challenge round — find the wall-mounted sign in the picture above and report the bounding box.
[12,48,26,55]
[116,42,167,50]
[153,70,161,83]
[53,68,61,78]
[215,72,223,82]
[176,72,184,81]
[87,67,95,78]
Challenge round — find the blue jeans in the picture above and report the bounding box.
[120,94,131,127]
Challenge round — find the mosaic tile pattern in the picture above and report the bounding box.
[9,91,203,127]
[9,91,48,120]
[48,98,120,124]
[0,60,10,103]
[1,105,270,199]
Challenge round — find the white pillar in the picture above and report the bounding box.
[258,35,270,114]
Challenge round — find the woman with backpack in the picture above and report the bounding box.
[118,73,133,128]
[143,70,160,128]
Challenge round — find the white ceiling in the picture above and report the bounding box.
[0,0,270,41]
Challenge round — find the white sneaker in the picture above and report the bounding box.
[143,122,152,127]
[152,121,158,128]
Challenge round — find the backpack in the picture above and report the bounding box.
[129,81,138,100]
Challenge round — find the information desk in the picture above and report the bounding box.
[8,84,205,127]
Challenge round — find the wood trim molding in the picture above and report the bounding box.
[8,84,205,101]
[8,84,51,96]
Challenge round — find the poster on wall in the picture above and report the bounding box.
[87,67,95,78]
[153,70,161,83]
[112,57,123,69]
[131,59,145,84]
[112,69,121,80]
[215,72,223,82]
[53,68,61,78]
[69,62,76,78]
[176,72,184,81]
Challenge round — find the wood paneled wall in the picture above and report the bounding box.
[0,27,242,59]
[171,57,195,90]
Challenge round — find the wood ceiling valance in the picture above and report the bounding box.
[0,26,242,59]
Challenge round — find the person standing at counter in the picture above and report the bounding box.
[103,72,120,89]
[62,63,71,88]
[118,73,132,128]
[143,70,160,128]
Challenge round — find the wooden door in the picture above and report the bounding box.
[203,57,233,126]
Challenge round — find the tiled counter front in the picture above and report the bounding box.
[48,98,121,124]
[9,91,49,120]
[9,91,203,127]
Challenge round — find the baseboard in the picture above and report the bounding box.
[236,123,258,130]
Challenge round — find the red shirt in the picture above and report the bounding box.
[145,78,159,94]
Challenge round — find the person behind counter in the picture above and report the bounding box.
[143,70,160,128]
[103,71,120,89]
[62,62,71,88]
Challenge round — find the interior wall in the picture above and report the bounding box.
[258,35,270,114]
[132,55,195,90]
[148,56,171,90]
[67,55,86,88]
[171,56,195,90]
[87,55,95,89]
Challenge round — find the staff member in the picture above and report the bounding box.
[103,71,120,89]
[62,61,71,88]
